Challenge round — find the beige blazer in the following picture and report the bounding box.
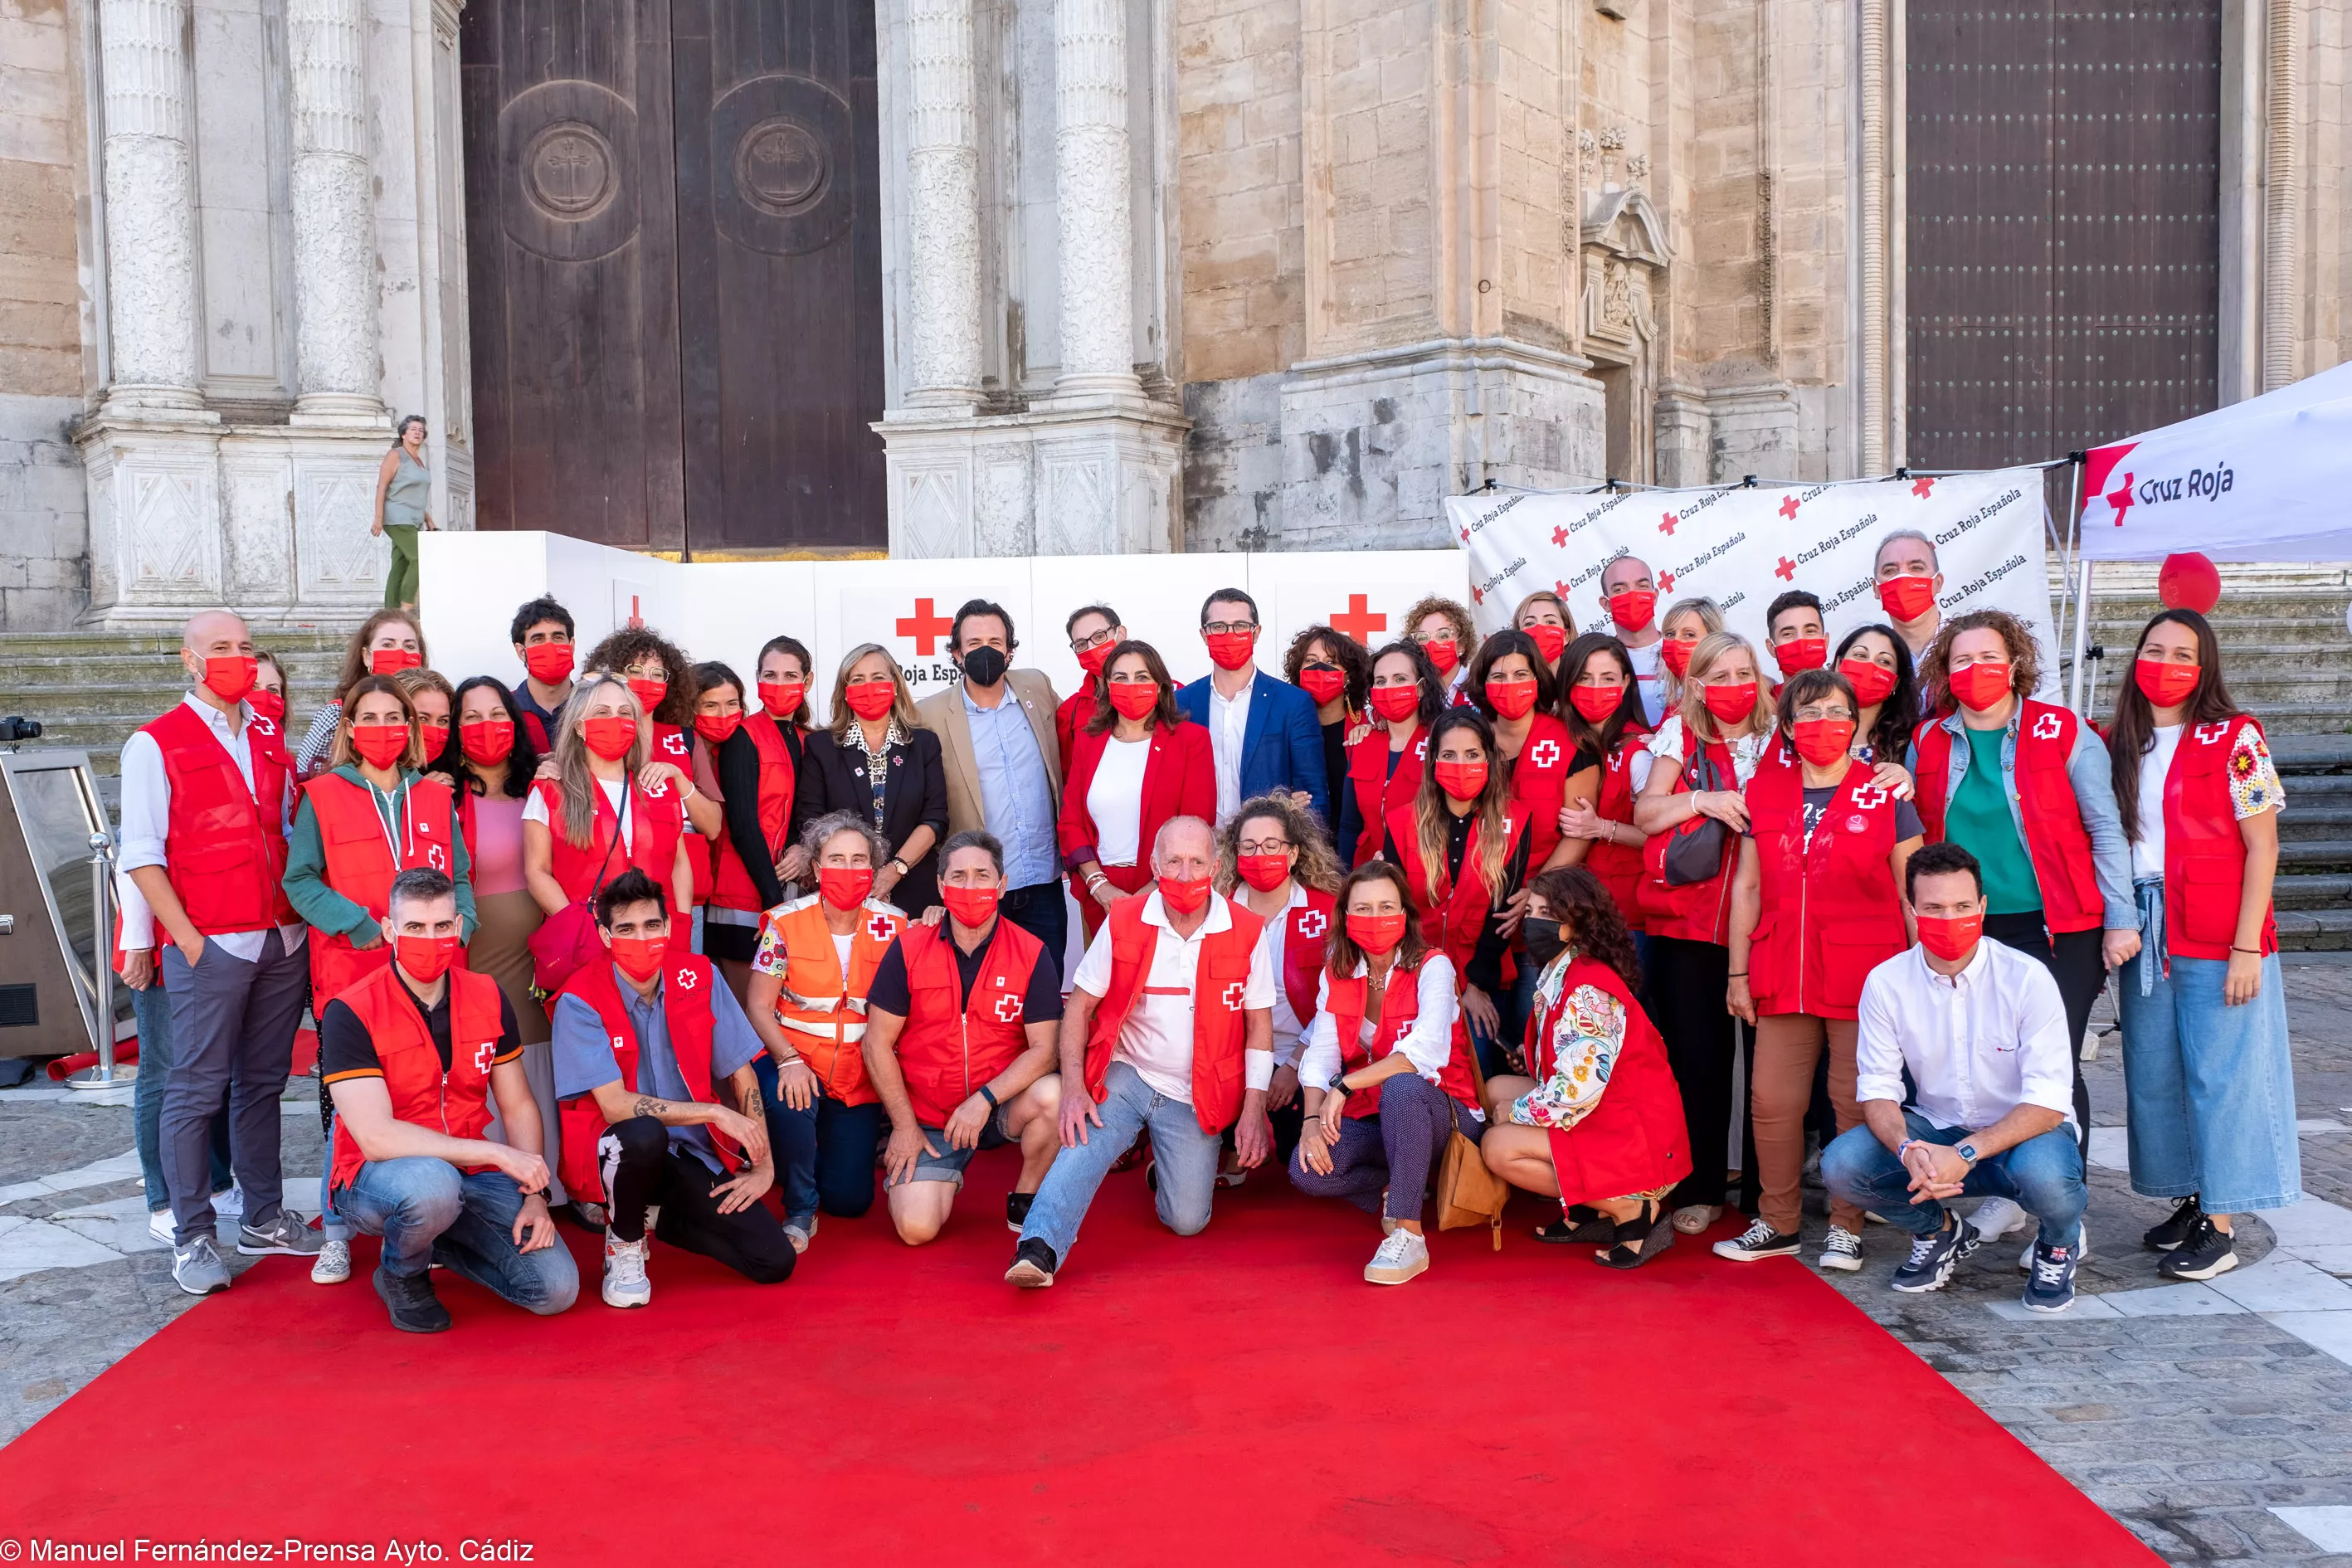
[914,667,1064,842]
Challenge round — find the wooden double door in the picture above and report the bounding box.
[461,0,884,553]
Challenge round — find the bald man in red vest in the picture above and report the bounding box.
[1006,816,1276,1286]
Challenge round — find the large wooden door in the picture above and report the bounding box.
[462,0,884,553]
[1906,0,2221,468]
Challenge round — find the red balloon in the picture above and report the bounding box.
[2158,552,2221,615]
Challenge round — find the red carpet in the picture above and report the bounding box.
[4,1151,2153,1566]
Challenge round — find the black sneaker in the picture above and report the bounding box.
[1711,1219,1804,1262]
[373,1267,452,1333]
[1006,1191,1035,1234]
[1005,1237,1059,1288]
[2157,1215,2238,1281]
[2021,1239,2079,1313]
[1890,1215,1980,1293]
[2142,1195,2203,1253]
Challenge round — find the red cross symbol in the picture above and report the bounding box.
[1657,571,1675,593]
[2032,712,2064,741]
[426,843,448,872]
[1551,525,1570,547]
[1413,737,1429,760]
[1851,785,1890,810]
[627,595,645,630]
[1774,557,1796,581]
[1331,594,1386,643]
[1459,525,1471,543]
[1658,512,1678,535]
[993,992,1024,1023]
[1295,909,1328,939]
[1529,738,1561,769]
[1778,495,1800,522]
[1911,475,1936,499]
[2194,722,2230,745]
[897,597,955,654]
[673,966,699,990]
[866,913,895,942]
[1469,586,1483,604]
[1554,579,1573,598]
[660,732,688,757]
[473,1040,498,1076]
[2106,472,2135,526]
[1221,981,1246,1011]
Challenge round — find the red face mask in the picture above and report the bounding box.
[818,866,874,910]
[1298,666,1347,707]
[626,676,668,716]
[1483,675,1539,720]
[757,679,805,717]
[1157,874,1214,914]
[1203,630,1258,671]
[694,712,743,745]
[459,719,514,766]
[1660,638,1695,679]
[246,688,285,722]
[1076,641,1117,679]
[395,933,458,983]
[1772,636,1828,677]
[582,715,637,760]
[1434,758,1488,801]
[351,723,410,769]
[1346,909,1408,956]
[1107,681,1161,721]
[1369,684,1421,724]
[1703,682,1760,724]
[1949,660,2014,712]
[1838,657,1897,708]
[201,655,257,704]
[1569,684,1622,723]
[370,647,421,676]
[1877,574,1938,623]
[1791,717,1857,767]
[844,680,898,721]
[1522,623,1567,665]
[1608,589,1657,632]
[607,933,667,983]
[1916,913,1984,963]
[942,884,1000,928]
[2135,658,2199,708]
[1421,638,1460,675]
[523,642,574,684]
[1236,852,1292,892]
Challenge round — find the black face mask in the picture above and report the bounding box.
[960,646,1009,688]
[1521,916,1567,971]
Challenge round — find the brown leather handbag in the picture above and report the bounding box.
[1432,1029,1509,1249]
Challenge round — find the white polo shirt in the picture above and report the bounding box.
[1072,889,1275,1103]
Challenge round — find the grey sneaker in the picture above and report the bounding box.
[173,1235,231,1296]
[236,1210,323,1258]
[310,1238,352,1284]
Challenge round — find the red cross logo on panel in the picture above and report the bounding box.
[1911,475,1936,498]
[1775,558,1797,582]
[2106,473,2135,526]
[1658,512,1678,535]
[1331,595,1386,644]
[1551,525,1570,547]
[1778,495,1800,522]
[1658,571,1674,593]
[897,598,954,655]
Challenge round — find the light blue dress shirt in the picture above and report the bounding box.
[553,965,764,1174]
[962,682,1059,889]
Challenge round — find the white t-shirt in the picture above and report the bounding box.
[832,933,855,973]
[2130,724,2185,882]
[1087,735,1152,865]
[1625,639,1666,726]
[1209,679,1253,826]
[1070,889,1276,1103]
[521,776,631,837]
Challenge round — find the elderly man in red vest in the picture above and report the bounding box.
[120,610,321,1297]
[1006,816,1275,1285]
[321,868,577,1332]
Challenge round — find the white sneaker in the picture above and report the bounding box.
[211,1186,243,1219]
[1364,1229,1429,1285]
[310,1238,351,1284]
[148,1207,173,1244]
[602,1230,652,1308]
[1819,1225,1865,1272]
[1970,1196,2028,1242]
[2020,1219,2091,1273]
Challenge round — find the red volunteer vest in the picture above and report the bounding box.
[306,772,461,1007]
[2160,713,2279,961]
[328,964,506,1192]
[1274,886,1339,1030]
[142,701,297,934]
[1346,725,1426,866]
[1747,753,1911,1020]
[1382,802,1532,971]
[1585,725,1653,933]
[892,918,1048,1127]
[648,722,710,907]
[1083,894,1265,1134]
[706,712,798,913]
[533,776,687,906]
[1056,686,1097,774]
[1322,953,1480,1119]
[1525,955,1691,1209]
[1638,730,1741,945]
[1914,699,2102,933]
[1507,713,1575,868]
[554,953,736,1202]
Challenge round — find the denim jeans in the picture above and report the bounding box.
[318,1109,352,1243]
[753,1052,885,1221]
[338,1157,579,1314]
[1019,1060,1223,1261]
[129,978,231,1213]
[2117,884,2301,1212]
[1819,1113,2087,1249]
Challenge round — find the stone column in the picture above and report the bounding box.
[288,0,384,421]
[903,0,983,407]
[1052,0,1141,397]
[97,0,202,411]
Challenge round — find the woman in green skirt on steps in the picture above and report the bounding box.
[373,414,434,610]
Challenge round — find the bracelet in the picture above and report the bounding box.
[977,1084,1000,1110]
[1085,873,1110,891]
[678,782,698,802]
[2231,945,2262,955]
[1727,971,1747,979]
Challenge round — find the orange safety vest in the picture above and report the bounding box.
[759,895,906,1105]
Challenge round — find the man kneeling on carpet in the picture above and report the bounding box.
[1819,842,2089,1313]
[553,869,793,1306]
[1478,867,1691,1269]
[320,868,579,1332]
[1006,816,1276,1286]
[863,830,1064,1244]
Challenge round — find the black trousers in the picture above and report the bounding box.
[1646,935,1752,1210]
[1000,882,1070,985]
[1985,913,2106,1150]
[601,1117,796,1285]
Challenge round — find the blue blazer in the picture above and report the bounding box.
[1176,670,1330,824]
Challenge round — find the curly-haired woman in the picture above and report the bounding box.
[1219,792,1344,1161]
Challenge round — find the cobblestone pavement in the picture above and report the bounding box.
[5,967,2352,1561]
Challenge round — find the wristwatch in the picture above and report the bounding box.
[1327,1073,1350,1097]
[1955,1142,1980,1169]
[889,856,910,874]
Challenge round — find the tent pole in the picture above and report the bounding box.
[2068,555,2095,714]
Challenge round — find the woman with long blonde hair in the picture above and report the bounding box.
[521,672,695,933]
[1653,597,1724,715]
[794,644,949,916]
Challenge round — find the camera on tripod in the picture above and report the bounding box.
[0,716,42,744]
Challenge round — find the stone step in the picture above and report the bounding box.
[2277,807,2352,840]
[2275,874,2352,910]
[2279,838,2352,869]
[2277,908,2352,951]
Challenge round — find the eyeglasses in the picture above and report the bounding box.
[1238,838,1292,855]
[1411,628,1457,645]
[1071,626,1121,653]
[1202,621,1258,637]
